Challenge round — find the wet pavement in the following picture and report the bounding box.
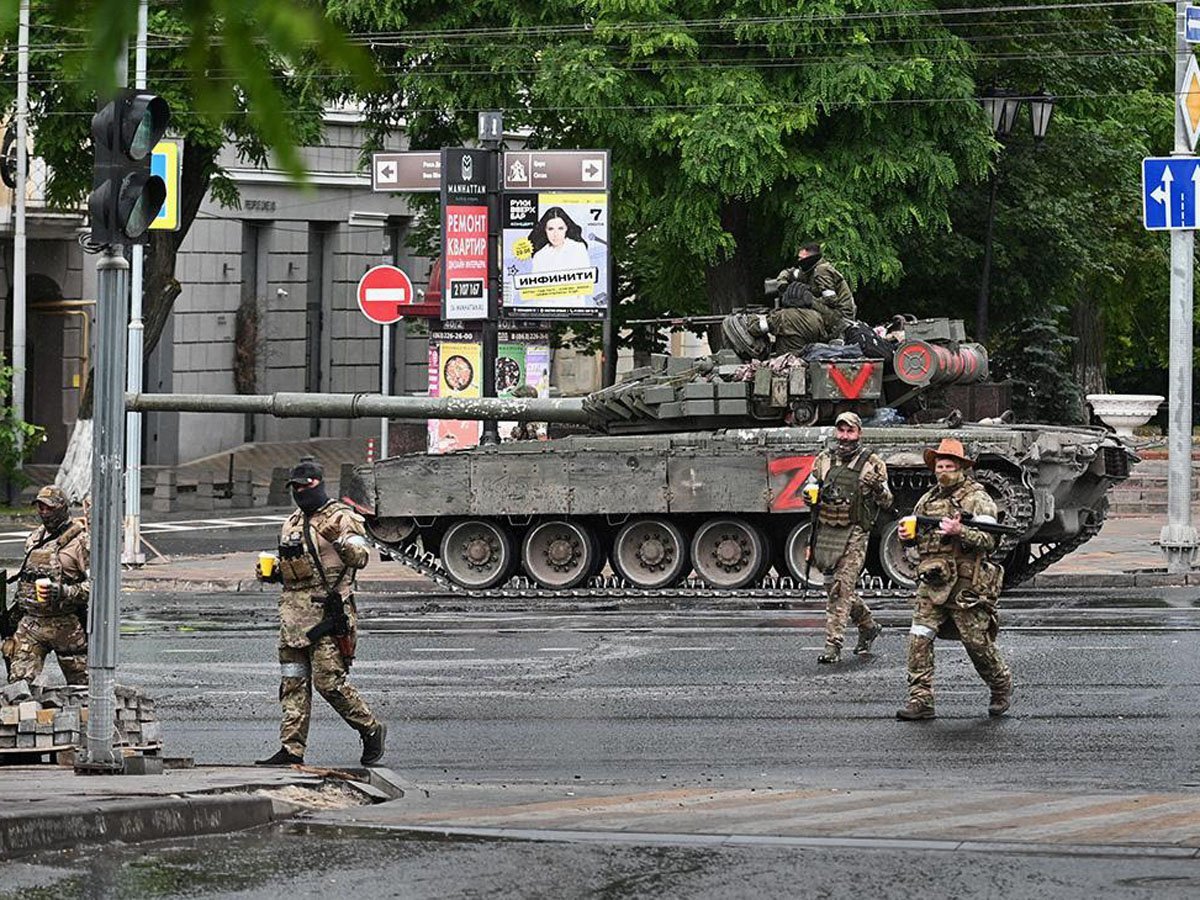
[6,823,1200,899]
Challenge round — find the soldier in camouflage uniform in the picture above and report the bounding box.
[896,438,1012,720]
[7,486,90,685]
[755,281,843,355]
[255,459,387,766]
[804,412,892,664]
[778,242,857,323]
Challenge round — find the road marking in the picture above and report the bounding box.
[666,646,723,651]
[160,648,225,654]
[0,514,289,546]
[410,648,476,653]
[538,647,581,652]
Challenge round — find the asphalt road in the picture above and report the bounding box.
[103,598,1200,792]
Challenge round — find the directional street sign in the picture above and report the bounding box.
[504,150,608,190]
[1142,156,1200,231]
[1188,5,1200,43]
[372,151,441,192]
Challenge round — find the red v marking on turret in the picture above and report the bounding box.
[827,362,875,399]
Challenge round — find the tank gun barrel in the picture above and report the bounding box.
[125,391,594,425]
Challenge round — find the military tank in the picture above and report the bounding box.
[128,315,1135,595]
[335,316,1136,594]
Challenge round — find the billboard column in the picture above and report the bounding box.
[480,113,504,444]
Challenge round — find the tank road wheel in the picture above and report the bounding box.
[876,519,918,590]
[783,519,825,589]
[440,519,515,590]
[612,518,689,589]
[691,518,768,590]
[522,520,596,590]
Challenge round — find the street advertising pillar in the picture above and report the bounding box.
[440,147,496,440]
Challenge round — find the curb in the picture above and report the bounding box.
[0,794,278,861]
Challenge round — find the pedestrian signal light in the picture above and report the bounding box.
[88,90,171,245]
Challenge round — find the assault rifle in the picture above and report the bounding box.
[911,512,1024,538]
[306,591,355,666]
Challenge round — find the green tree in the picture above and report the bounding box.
[0,0,375,410]
[326,0,993,337]
[866,1,1175,415]
[0,357,45,495]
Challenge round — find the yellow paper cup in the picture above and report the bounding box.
[258,552,277,579]
[35,577,51,602]
[898,516,917,541]
[802,484,820,506]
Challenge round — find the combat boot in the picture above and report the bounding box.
[895,701,936,721]
[988,677,1012,717]
[361,722,387,766]
[255,747,303,766]
[817,644,841,664]
[853,623,883,655]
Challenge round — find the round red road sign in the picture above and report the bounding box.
[356,264,415,325]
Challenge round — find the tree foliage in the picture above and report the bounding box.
[325,0,993,333]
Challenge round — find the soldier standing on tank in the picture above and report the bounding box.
[778,242,856,322]
[803,412,891,664]
[7,486,90,685]
[895,438,1011,721]
[255,459,387,766]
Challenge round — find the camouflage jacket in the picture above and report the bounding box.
[276,500,369,648]
[765,303,841,355]
[909,478,1003,604]
[779,260,856,322]
[15,517,90,617]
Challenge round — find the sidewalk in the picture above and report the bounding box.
[117,515,1200,595]
[0,764,405,861]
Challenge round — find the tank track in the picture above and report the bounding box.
[1003,498,1108,586]
[368,535,914,600]
[365,468,1054,599]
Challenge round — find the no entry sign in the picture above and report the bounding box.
[356,264,438,324]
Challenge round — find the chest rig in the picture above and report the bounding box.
[914,482,984,559]
[16,521,85,615]
[817,451,876,530]
[278,504,343,591]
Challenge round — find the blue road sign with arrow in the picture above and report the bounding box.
[1188,5,1200,43]
[1143,157,1200,231]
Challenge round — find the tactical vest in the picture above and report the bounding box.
[16,520,86,616]
[278,503,348,592]
[817,451,877,530]
[912,480,1004,599]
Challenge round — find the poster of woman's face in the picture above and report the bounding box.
[502,193,609,319]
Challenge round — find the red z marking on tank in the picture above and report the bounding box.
[827,362,876,399]
[768,455,817,511]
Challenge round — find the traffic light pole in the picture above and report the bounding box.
[82,248,129,772]
[124,0,149,565]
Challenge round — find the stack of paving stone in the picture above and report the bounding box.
[0,680,162,753]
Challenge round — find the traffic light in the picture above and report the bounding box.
[88,89,171,245]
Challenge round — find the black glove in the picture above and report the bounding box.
[782,281,814,309]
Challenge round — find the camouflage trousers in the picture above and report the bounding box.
[8,614,88,685]
[905,590,1010,707]
[823,526,876,652]
[278,635,377,758]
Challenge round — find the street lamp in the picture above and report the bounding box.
[975,87,1053,342]
[1028,88,1056,142]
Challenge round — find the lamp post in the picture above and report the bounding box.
[975,87,1024,343]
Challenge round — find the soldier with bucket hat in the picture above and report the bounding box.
[895,438,1012,721]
